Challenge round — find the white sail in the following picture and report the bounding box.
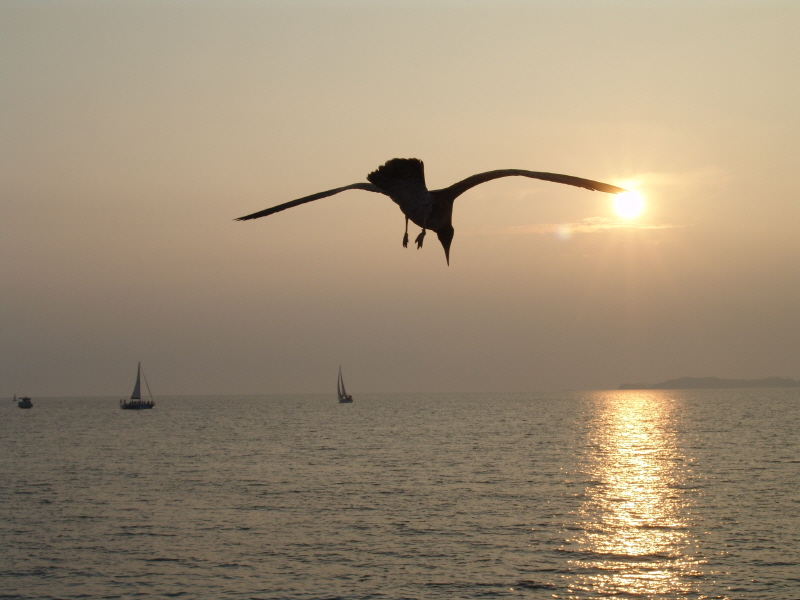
[130,362,142,400]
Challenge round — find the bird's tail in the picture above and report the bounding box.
[367,158,427,195]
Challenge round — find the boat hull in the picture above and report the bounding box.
[120,402,154,410]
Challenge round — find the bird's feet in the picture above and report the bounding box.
[415,229,426,249]
[402,232,409,248]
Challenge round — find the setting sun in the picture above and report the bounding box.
[614,190,645,219]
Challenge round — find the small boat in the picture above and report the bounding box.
[15,395,33,409]
[120,362,155,410]
[337,366,353,403]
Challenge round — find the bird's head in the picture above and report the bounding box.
[436,226,455,266]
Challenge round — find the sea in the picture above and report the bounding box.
[1,390,798,600]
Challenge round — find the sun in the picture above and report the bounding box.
[613,190,645,220]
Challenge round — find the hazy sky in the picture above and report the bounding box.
[2,1,798,396]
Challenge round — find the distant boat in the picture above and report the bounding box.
[120,362,155,410]
[337,366,353,403]
[15,395,33,409]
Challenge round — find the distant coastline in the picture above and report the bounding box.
[618,376,800,390]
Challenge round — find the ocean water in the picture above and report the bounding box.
[1,390,798,599]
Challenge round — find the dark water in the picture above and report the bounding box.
[1,390,798,599]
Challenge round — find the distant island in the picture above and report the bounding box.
[618,376,800,390]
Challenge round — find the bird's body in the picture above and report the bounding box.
[366,158,434,224]
[237,158,627,264]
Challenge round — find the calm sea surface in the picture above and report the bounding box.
[1,390,798,599]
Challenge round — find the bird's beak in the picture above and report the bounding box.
[437,228,454,266]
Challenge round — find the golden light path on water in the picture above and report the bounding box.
[568,391,703,598]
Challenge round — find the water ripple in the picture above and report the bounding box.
[1,391,798,599]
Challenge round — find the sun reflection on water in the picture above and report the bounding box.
[568,391,703,598]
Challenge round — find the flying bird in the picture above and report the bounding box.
[236,158,627,264]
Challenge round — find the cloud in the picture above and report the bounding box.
[621,168,731,189]
[507,217,680,238]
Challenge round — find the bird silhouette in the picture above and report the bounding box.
[236,158,627,265]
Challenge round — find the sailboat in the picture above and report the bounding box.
[14,394,33,409]
[120,362,155,410]
[337,366,353,403]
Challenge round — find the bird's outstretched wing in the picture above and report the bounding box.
[438,169,627,201]
[236,182,383,221]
